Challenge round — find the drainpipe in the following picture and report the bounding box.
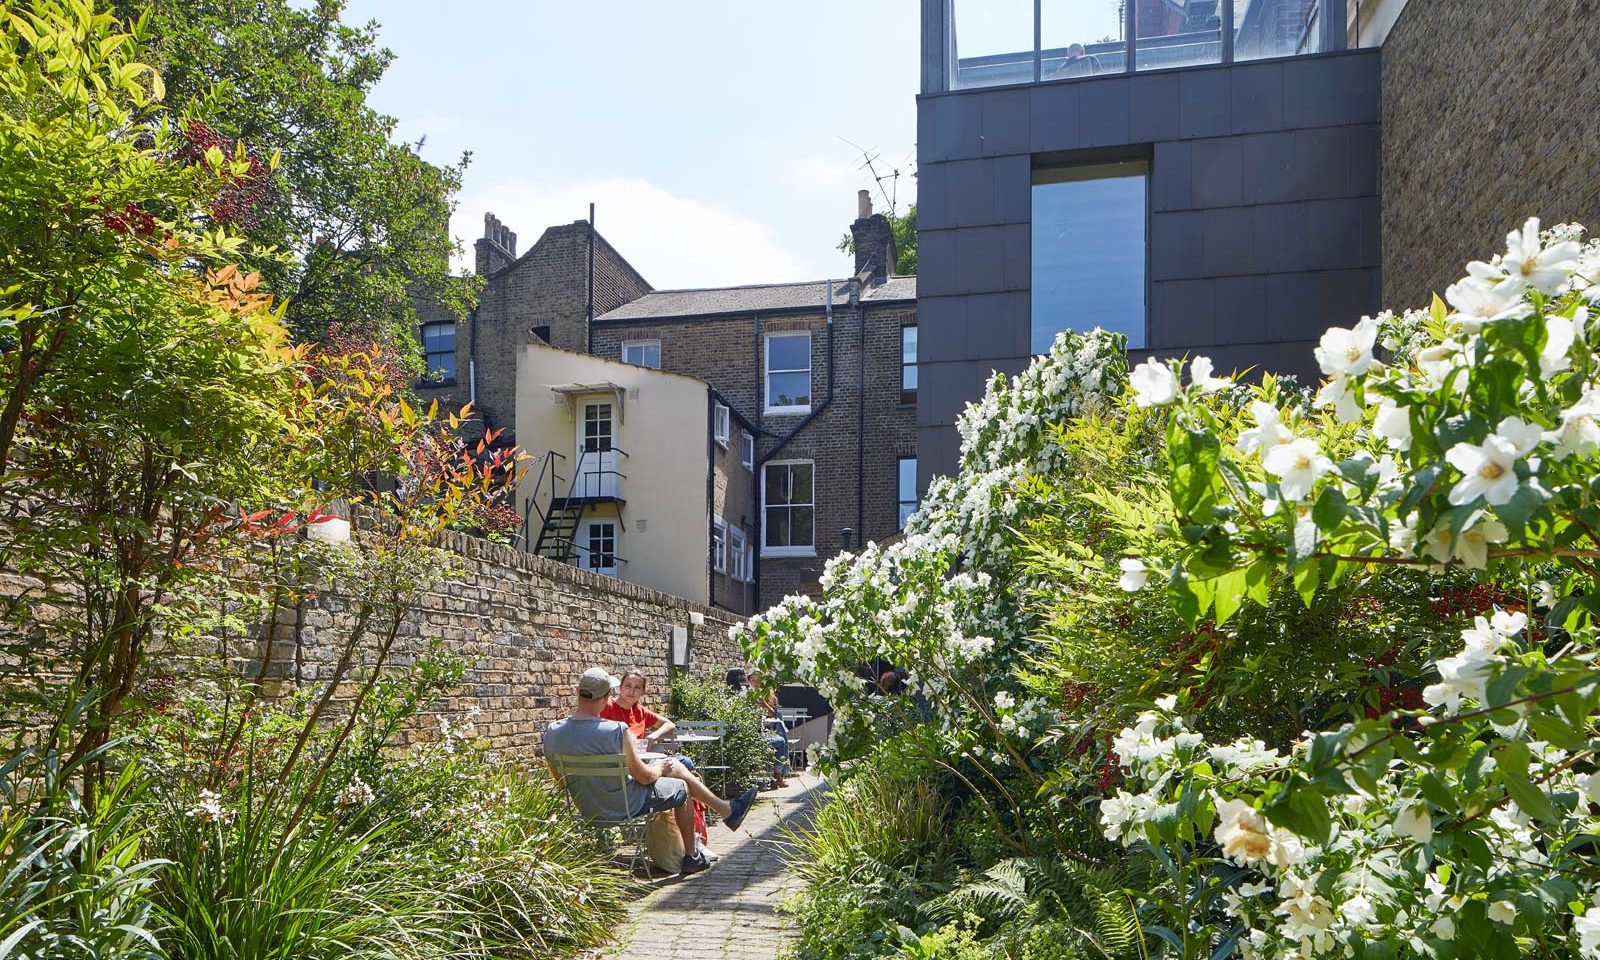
[856,287,865,543]
[752,312,762,610]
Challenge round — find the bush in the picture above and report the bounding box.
[670,674,778,791]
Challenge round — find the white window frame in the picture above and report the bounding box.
[713,402,730,447]
[764,332,812,415]
[729,526,750,582]
[621,339,661,369]
[761,459,816,558]
[740,430,754,471]
[712,518,729,573]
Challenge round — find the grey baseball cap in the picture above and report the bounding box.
[578,667,614,699]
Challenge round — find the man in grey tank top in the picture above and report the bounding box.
[546,667,758,876]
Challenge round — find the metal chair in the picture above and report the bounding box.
[548,752,651,875]
[673,719,730,794]
[776,708,809,770]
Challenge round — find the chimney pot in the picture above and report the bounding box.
[857,189,872,220]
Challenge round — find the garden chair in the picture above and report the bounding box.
[548,752,652,875]
[777,708,809,770]
[673,719,730,795]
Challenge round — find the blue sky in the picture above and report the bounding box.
[343,0,920,288]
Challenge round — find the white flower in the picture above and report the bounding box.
[1423,622,1507,713]
[1118,558,1150,592]
[1189,356,1230,393]
[993,690,1015,711]
[1583,771,1600,805]
[1209,737,1281,775]
[1393,804,1433,844]
[1548,389,1600,459]
[1262,437,1334,502]
[1444,417,1542,506]
[1372,401,1413,452]
[1314,375,1361,423]
[1541,316,1577,376]
[1129,359,1179,407]
[336,775,375,808]
[1236,400,1291,454]
[1215,798,1275,864]
[1315,316,1380,377]
[1487,900,1518,925]
[1445,275,1522,332]
[1575,912,1600,958]
[1431,915,1456,941]
[1537,580,1558,607]
[187,788,235,825]
[1503,216,1584,295]
[1099,789,1153,842]
[1155,694,1177,711]
[1341,893,1377,927]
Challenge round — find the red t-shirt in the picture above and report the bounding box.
[600,700,663,739]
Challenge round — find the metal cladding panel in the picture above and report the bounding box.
[914,49,1383,483]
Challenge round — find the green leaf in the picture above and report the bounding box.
[1293,561,1320,607]
[1313,485,1348,530]
[1244,558,1272,606]
[1503,775,1561,825]
[1212,567,1248,625]
[1264,778,1332,844]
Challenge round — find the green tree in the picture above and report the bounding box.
[839,203,917,275]
[111,0,478,348]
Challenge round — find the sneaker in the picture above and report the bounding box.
[723,786,759,831]
[679,851,711,876]
[701,846,721,862]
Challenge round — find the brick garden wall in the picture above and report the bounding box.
[1381,0,1600,310]
[266,528,745,759]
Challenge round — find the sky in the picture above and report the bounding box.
[341,0,920,289]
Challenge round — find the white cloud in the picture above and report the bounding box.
[451,177,815,288]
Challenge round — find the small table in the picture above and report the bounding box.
[667,733,721,745]
[640,751,669,763]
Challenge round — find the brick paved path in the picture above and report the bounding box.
[602,777,823,960]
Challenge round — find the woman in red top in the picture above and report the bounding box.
[601,669,677,747]
[603,668,709,849]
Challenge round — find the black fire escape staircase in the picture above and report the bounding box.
[524,447,629,568]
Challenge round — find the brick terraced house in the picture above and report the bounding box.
[416,197,919,613]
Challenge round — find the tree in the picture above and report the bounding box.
[110,0,478,349]
[838,203,917,275]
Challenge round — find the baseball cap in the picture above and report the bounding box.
[578,667,615,699]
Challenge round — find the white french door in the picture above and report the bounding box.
[575,401,618,498]
[579,519,618,577]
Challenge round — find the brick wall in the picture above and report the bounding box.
[1382,0,1600,309]
[711,403,758,614]
[592,293,917,609]
[254,528,745,758]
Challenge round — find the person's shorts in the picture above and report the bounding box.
[634,776,689,817]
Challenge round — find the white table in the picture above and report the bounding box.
[667,732,721,745]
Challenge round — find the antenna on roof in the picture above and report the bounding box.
[411,133,428,152]
[838,136,914,217]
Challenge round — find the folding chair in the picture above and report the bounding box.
[548,752,651,875]
[673,719,729,794]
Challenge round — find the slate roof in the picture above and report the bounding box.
[595,276,916,322]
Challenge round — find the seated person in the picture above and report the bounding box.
[546,667,758,876]
[602,667,710,849]
[726,667,789,787]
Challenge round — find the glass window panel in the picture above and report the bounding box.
[788,507,815,547]
[899,503,918,529]
[1136,0,1222,70]
[766,509,791,547]
[764,466,786,505]
[898,458,917,500]
[1032,162,1148,353]
[767,371,811,409]
[1233,0,1322,61]
[623,341,660,368]
[767,333,810,371]
[901,326,918,363]
[903,363,918,392]
[789,463,813,505]
[951,0,1036,89]
[1041,0,1127,78]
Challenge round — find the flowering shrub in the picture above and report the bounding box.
[1095,219,1600,959]
[738,328,1129,759]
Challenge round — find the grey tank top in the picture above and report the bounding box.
[544,717,648,819]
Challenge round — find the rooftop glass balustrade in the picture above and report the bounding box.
[928,0,1343,92]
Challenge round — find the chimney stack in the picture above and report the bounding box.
[475,212,519,275]
[849,192,896,287]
